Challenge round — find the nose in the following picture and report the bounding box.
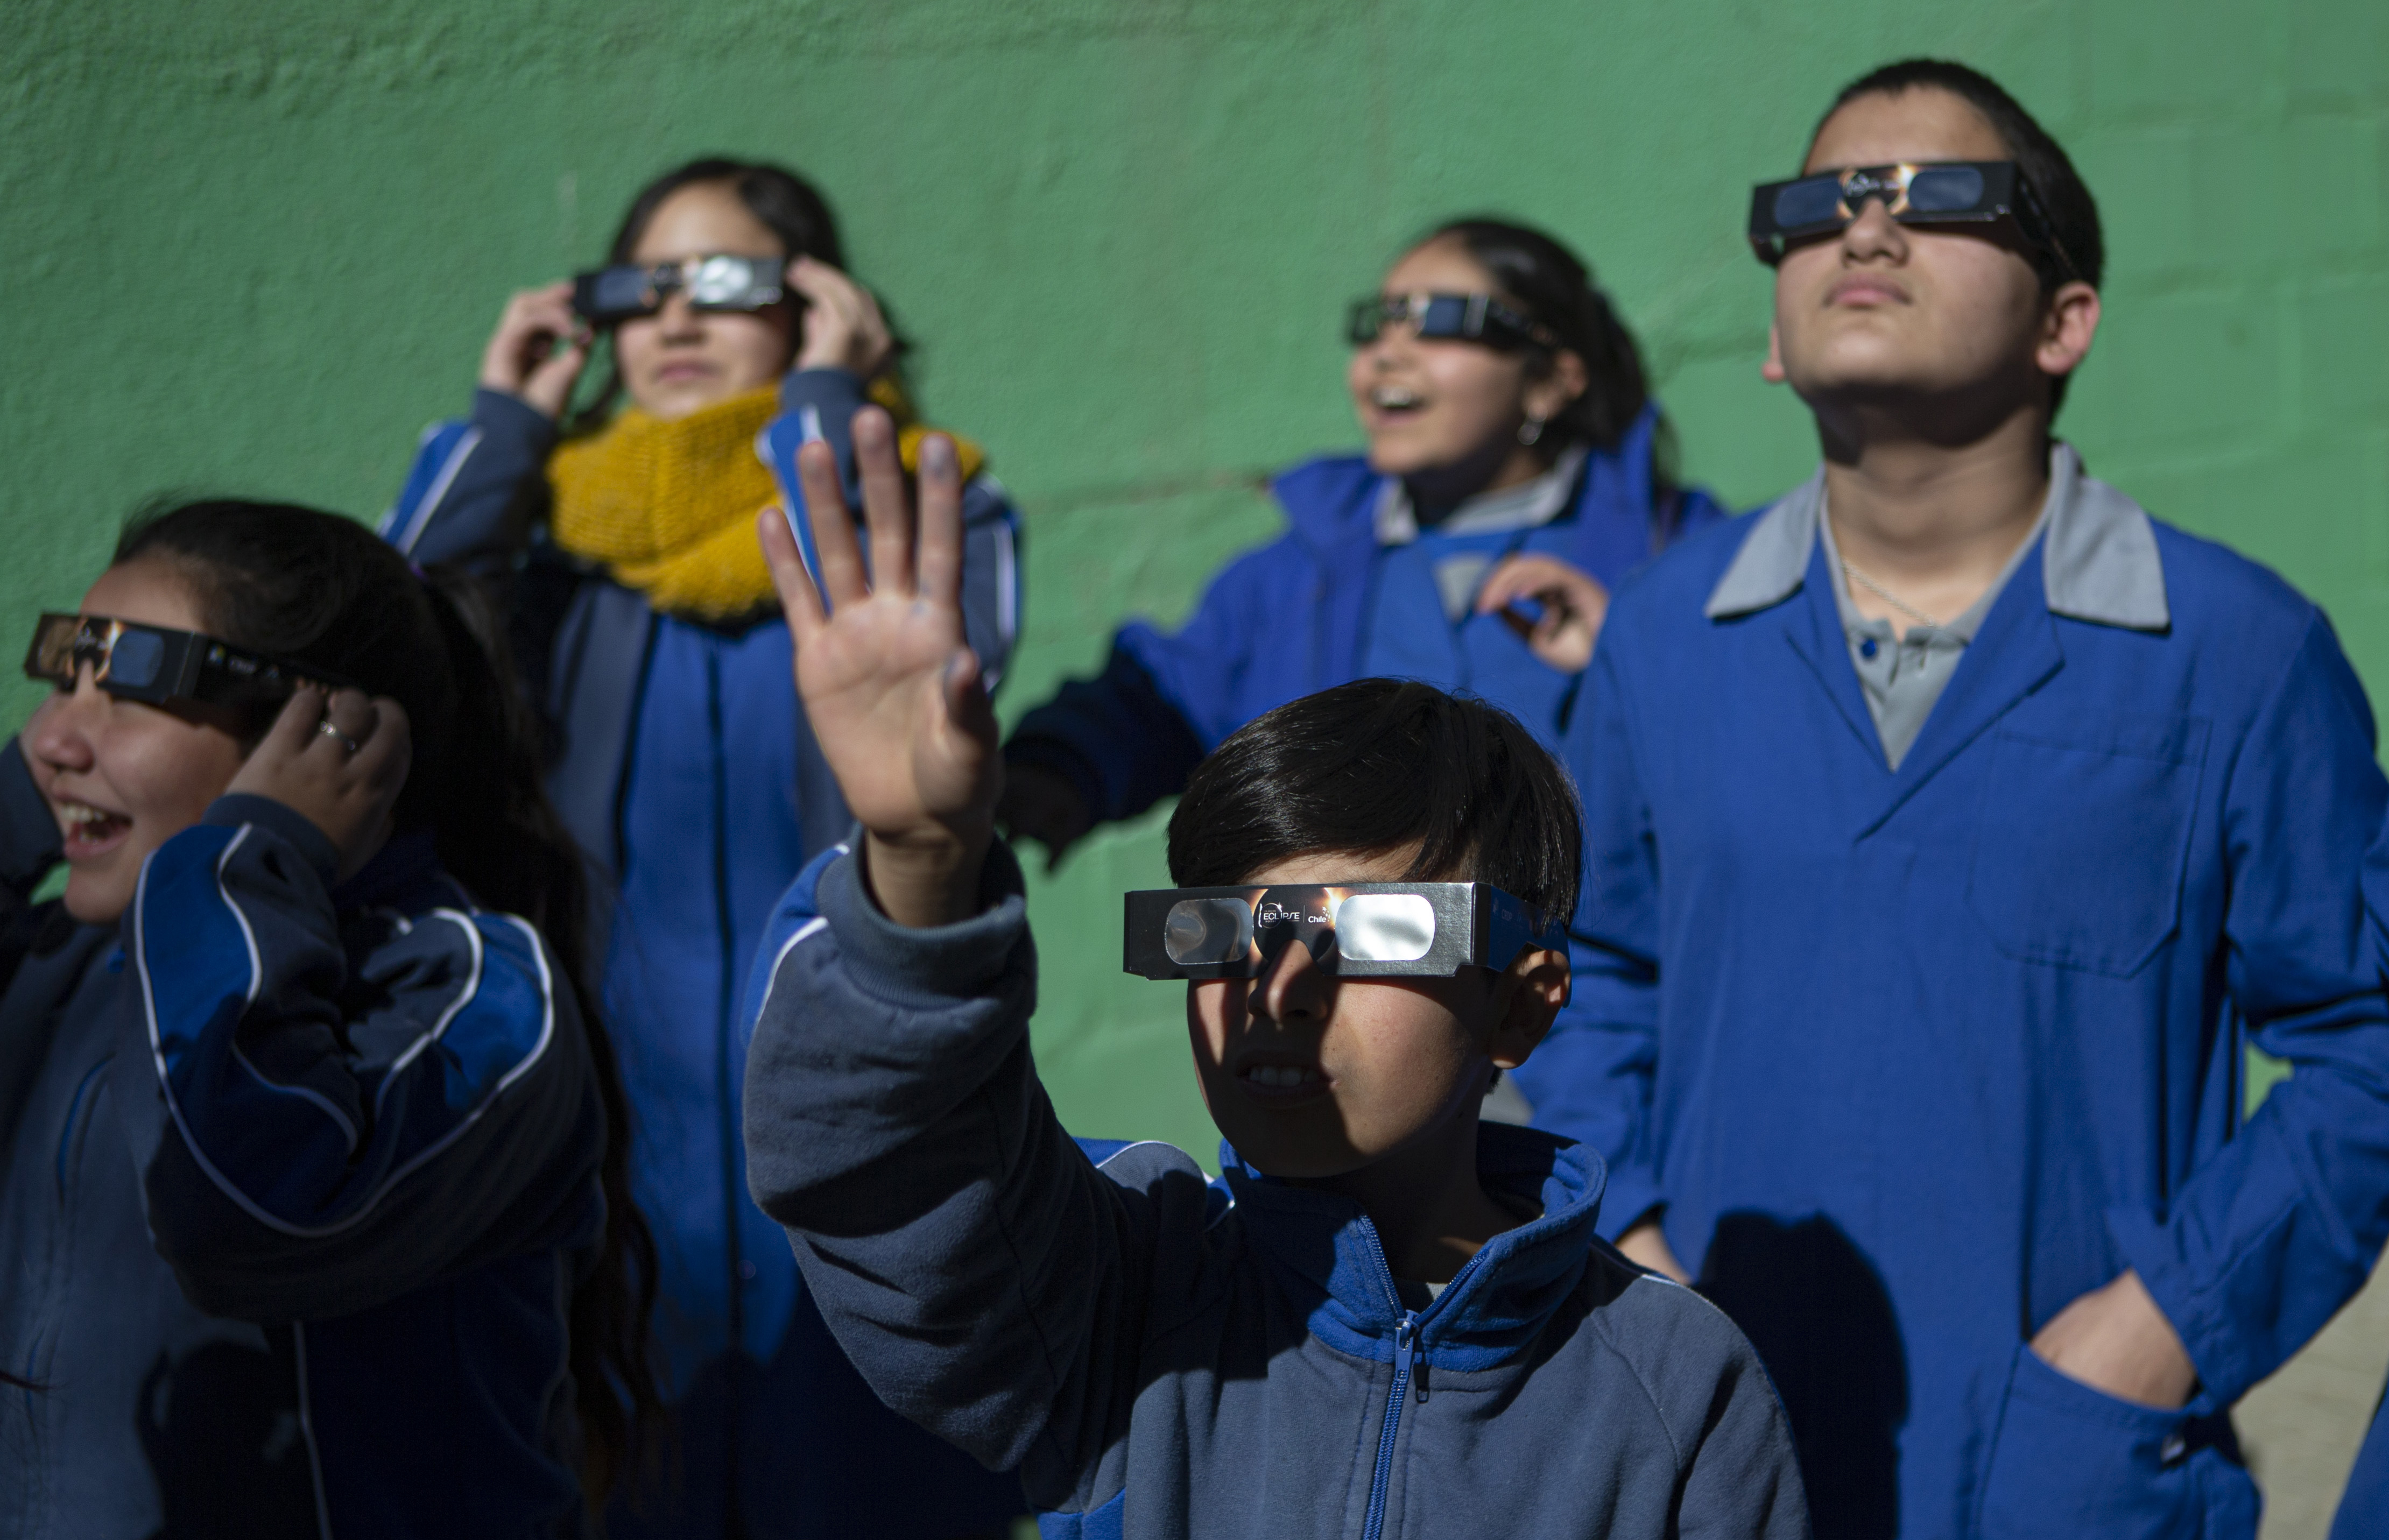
[1840,197,1909,264]
[656,289,706,339]
[1251,935,1332,1027]
[27,674,102,773]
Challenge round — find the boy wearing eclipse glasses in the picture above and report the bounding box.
[732,417,1807,1538]
[1522,56,2389,1540]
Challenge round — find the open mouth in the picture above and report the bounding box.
[1369,384,1426,417]
[59,800,131,858]
[1236,1059,1330,1107]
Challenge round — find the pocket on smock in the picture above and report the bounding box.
[1963,716,2208,977]
[1976,1344,2221,1540]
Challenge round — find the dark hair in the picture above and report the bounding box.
[1819,60,2105,411]
[1169,679,1581,926]
[567,156,900,434]
[1420,217,1653,456]
[112,500,662,1504]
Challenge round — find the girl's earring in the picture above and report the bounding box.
[1518,416,1546,448]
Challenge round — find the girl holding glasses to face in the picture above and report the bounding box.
[0,500,659,1537]
[1001,217,1725,866]
[379,159,1027,1538]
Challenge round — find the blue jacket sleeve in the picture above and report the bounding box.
[1003,539,1287,824]
[0,740,60,926]
[111,795,603,1321]
[2112,613,2389,1403]
[772,368,1024,691]
[1510,638,1667,1244]
[743,840,1201,1508]
[379,388,559,569]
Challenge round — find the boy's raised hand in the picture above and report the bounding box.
[759,408,999,928]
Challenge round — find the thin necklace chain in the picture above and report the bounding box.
[1838,557,1944,631]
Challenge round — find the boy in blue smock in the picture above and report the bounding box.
[1528,58,2389,1540]
[732,414,1810,1538]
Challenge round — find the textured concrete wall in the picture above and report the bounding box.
[5,0,2386,1163]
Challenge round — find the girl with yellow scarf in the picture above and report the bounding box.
[380,158,1023,1539]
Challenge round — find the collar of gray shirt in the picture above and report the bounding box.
[1376,444,1590,546]
[1702,441,2171,632]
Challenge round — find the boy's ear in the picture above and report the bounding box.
[1485,947,1571,1071]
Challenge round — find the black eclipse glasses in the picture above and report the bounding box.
[1747,160,2078,279]
[1124,881,1563,981]
[1347,292,1559,352]
[572,254,786,326]
[24,613,351,712]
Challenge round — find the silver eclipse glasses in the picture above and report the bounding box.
[1123,882,1562,981]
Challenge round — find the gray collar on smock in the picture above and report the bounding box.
[1702,442,2171,632]
[1376,444,1589,546]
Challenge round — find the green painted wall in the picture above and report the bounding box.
[6,0,2386,1160]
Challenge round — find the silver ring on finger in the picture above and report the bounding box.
[317,718,362,755]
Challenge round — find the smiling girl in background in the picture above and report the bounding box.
[380,158,1025,1537]
[0,500,655,1537]
[1000,217,1721,865]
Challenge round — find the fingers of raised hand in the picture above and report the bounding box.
[758,506,829,644]
[853,408,916,598]
[913,434,964,607]
[794,437,871,609]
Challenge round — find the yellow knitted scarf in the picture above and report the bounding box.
[548,379,985,621]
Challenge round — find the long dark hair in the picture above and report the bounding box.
[113,499,663,1504]
[1423,216,1653,457]
[566,156,903,435]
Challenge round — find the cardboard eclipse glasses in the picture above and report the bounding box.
[1346,292,1559,352]
[572,253,787,326]
[1746,160,2078,279]
[24,613,351,712]
[1124,882,1563,981]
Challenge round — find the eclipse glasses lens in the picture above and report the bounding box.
[1126,881,1557,981]
[572,255,786,324]
[1747,160,2072,279]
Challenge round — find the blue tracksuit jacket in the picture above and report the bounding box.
[738,837,1811,1540]
[382,370,1027,1536]
[0,753,604,1538]
[1005,408,1723,820]
[1526,450,2389,1539]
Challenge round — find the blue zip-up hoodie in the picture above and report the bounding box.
[738,838,1810,1539]
[380,370,1027,1537]
[1535,450,2389,1539]
[0,750,603,1538]
[1006,409,1723,823]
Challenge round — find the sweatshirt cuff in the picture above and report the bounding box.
[205,795,342,889]
[0,739,62,885]
[2108,1202,2250,1401]
[470,386,561,455]
[817,836,1031,1012]
[779,366,868,417]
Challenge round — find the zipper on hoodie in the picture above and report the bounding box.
[1361,1311,1421,1540]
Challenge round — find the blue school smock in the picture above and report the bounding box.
[1005,407,1724,816]
[383,370,1028,1538]
[2327,816,2389,1540]
[1524,445,2389,1540]
[2334,1390,2389,1539]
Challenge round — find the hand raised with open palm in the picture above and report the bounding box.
[759,408,1000,927]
